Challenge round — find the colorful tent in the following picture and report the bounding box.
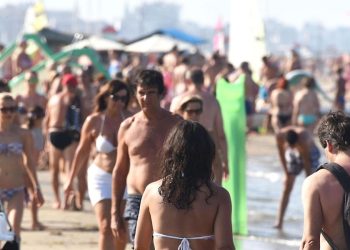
[7,43,110,95]
[62,36,125,51]
[125,34,198,53]
[125,28,206,53]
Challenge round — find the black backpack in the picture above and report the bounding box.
[318,163,350,249]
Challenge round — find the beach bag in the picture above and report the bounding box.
[318,163,350,248]
[0,200,16,250]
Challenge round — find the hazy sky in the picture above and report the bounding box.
[1,0,350,29]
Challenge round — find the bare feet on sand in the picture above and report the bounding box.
[32,222,46,231]
[52,201,61,210]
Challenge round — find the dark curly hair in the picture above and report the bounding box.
[94,79,130,112]
[318,111,350,151]
[158,120,215,210]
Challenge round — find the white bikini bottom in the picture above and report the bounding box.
[87,163,126,206]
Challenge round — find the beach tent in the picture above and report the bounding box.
[8,47,110,95]
[125,28,206,53]
[37,27,79,48]
[0,27,83,64]
[0,33,53,64]
[62,36,125,51]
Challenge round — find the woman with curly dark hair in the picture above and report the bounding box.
[134,120,235,250]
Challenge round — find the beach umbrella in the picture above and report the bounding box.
[285,70,313,86]
[286,69,332,102]
[125,34,197,53]
[62,36,124,51]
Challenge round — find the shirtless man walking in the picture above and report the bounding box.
[111,69,181,245]
[170,68,228,185]
[45,73,85,209]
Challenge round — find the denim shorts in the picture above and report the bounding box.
[123,194,142,244]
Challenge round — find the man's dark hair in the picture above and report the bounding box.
[159,120,215,210]
[189,68,204,86]
[286,129,299,146]
[135,69,165,95]
[318,111,350,151]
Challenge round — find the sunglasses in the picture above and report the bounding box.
[0,106,18,114]
[184,108,202,115]
[110,94,127,103]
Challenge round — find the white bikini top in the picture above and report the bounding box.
[95,115,116,154]
[153,232,214,250]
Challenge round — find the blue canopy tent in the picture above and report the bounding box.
[125,28,206,53]
[159,28,206,45]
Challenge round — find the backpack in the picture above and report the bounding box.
[65,94,82,130]
[318,163,350,249]
[65,94,83,141]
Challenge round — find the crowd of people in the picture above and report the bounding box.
[0,40,349,249]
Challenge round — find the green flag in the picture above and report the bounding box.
[216,75,247,235]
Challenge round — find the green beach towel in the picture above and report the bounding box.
[216,75,247,235]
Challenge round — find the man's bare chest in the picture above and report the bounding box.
[126,126,169,157]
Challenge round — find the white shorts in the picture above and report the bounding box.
[87,163,127,206]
